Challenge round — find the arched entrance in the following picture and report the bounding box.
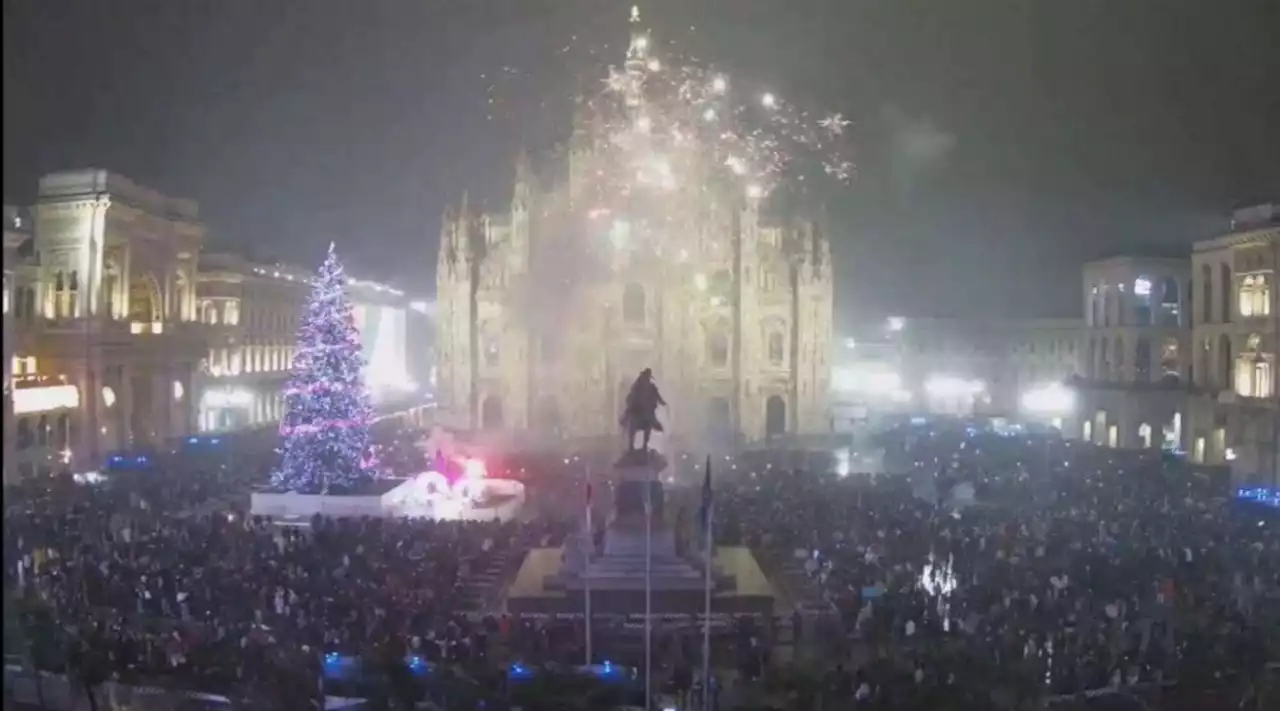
[480,396,504,430]
[765,395,787,438]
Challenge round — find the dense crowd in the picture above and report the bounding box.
[4,420,1277,710]
[709,425,1278,708]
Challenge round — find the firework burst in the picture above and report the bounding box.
[485,6,853,206]
[574,5,853,212]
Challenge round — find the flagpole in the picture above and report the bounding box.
[701,455,713,711]
[644,458,653,711]
[585,462,593,667]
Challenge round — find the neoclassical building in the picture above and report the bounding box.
[6,170,206,479]
[3,169,422,483]
[1075,203,1277,482]
[434,155,835,445]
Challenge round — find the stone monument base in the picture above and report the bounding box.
[506,546,776,616]
[504,446,776,616]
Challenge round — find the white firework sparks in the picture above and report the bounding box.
[483,5,854,253]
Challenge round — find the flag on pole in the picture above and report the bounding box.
[698,455,713,535]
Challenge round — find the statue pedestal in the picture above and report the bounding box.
[510,450,773,617]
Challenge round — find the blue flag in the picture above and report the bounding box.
[698,455,713,533]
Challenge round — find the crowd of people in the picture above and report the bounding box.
[4,418,1277,710]
[706,424,1278,708]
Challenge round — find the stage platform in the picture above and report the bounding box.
[505,546,779,616]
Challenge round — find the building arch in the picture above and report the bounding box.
[705,324,730,368]
[764,395,786,438]
[480,395,504,430]
[622,282,646,325]
[174,268,191,321]
[1134,276,1153,326]
[1235,333,1273,399]
[102,259,122,318]
[1138,423,1153,448]
[128,271,163,322]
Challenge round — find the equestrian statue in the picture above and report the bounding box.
[620,368,667,453]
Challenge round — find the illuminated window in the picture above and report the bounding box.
[1133,277,1153,326]
[1235,334,1273,398]
[225,299,241,325]
[12,355,37,377]
[1138,423,1152,448]
[1239,274,1271,317]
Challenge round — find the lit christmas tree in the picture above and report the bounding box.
[272,244,378,494]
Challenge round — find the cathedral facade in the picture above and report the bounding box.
[433,151,834,446]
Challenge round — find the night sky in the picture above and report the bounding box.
[4,0,1278,327]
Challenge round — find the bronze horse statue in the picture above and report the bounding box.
[620,368,666,453]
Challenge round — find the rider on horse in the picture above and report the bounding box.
[620,368,666,452]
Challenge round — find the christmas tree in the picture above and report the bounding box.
[272,244,378,493]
